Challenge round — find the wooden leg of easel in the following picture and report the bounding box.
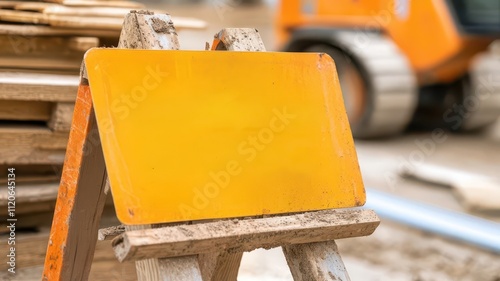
[42,80,109,281]
[282,241,351,281]
[198,251,243,281]
[134,255,203,281]
[159,256,203,281]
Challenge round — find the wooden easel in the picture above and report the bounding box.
[43,10,380,281]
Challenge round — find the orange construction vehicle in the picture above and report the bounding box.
[277,0,500,137]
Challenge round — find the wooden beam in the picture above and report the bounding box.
[0,126,68,164]
[0,100,52,121]
[48,102,74,131]
[112,209,380,262]
[212,28,266,51]
[0,126,68,149]
[42,73,109,281]
[283,240,351,281]
[198,251,243,281]
[0,72,79,102]
[0,23,120,38]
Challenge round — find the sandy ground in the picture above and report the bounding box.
[1,1,500,280]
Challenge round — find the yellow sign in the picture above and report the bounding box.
[85,49,365,225]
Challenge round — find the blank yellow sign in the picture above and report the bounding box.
[85,49,365,225]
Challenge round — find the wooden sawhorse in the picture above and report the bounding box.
[43,10,380,281]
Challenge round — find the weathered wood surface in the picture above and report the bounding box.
[42,78,109,281]
[158,256,203,281]
[198,251,243,281]
[212,28,266,51]
[0,181,59,206]
[98,225,125,241]
[48,102,74,131]
[117,11,179,50]
[283,240,351,281]
[112,209,380,262]
[0,72,79,102]
[0,23,120,38]
[0,34,98,56]
[0,100,52,121]
[0,126,68,164]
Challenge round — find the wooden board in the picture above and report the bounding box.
[0,100,52,121]
[0,126,68,164]
[283,240,350,281]
[0,24,120,38]
[112,209,379,262]
[85,49,365,225]
[46,0,144,9]
[43,82,109,281]
[48,102,74,131]
[0,72,79,102]
[0,164,61,183]
[0,56,82,71]
[0,181,59,206]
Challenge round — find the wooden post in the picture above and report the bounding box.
[42,66,108,281]
[42,10,180,281]
[283,241,351,281]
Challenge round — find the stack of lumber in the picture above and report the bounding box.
[0,0,206,218]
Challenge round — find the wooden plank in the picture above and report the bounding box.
[282,240,351,281]
[212,28,266,51]
[48,102,74,131]
[0,181,59,206]
[98,225,125,241]
[0,164,61,183]
[0,126,68,150]
[198,251,243,281]
[0,9,49,25]
[48,14,123,30]
[0,56,82,71]
[0,24,120,38]
[41,5,208,30]
[0,147,65,165]
[42,5,132,17]
[0,1,26,9]
[0,126,68,164]
[0,100,52,121]
[42,78,109,281]
[112,209,380,262]
[14,1,57,12]
[0,72,79,102]
[0,231,137,279]
[69,37,100,51]
[158,256,203,281]
[0,34,96,55]
[49,0,144,9]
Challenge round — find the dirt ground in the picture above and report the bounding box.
[1,1,500,280]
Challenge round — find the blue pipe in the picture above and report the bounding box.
[364,188,500,253]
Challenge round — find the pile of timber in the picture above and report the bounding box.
[0,0,205,218]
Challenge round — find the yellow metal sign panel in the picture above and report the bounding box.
[85,49,365,225]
